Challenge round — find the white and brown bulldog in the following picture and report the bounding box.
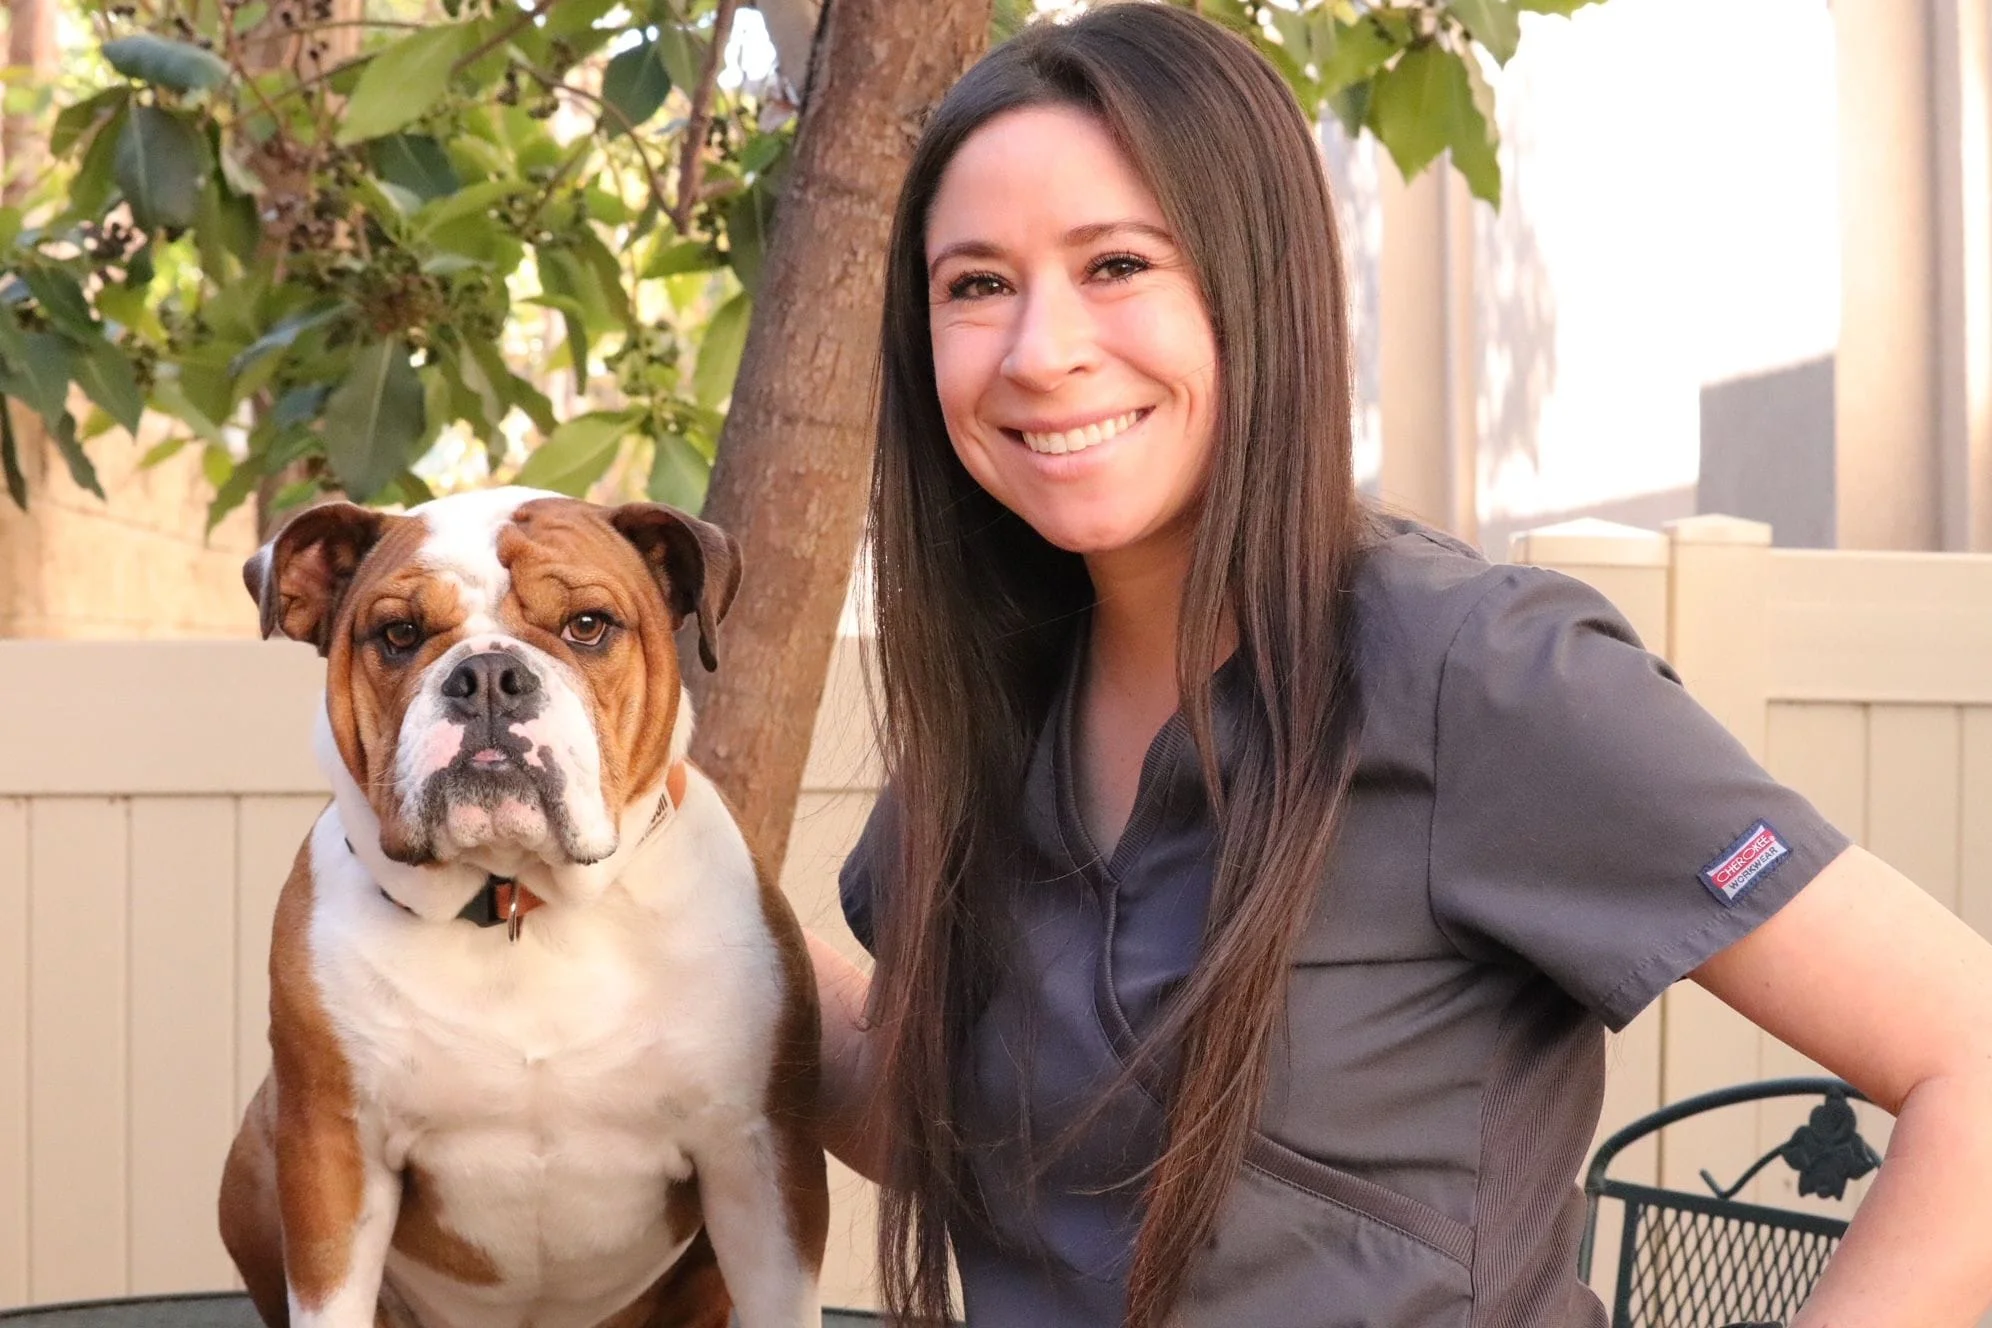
[218,486,826,1328]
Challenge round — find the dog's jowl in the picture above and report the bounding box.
[219,487,827,1328]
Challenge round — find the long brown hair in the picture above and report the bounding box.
[865,6,1369,1324]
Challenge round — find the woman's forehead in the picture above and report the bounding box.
[925,105,1167,256]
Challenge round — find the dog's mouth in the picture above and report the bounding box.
[384,731,607,867]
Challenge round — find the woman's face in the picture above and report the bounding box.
[924,104,1220,564]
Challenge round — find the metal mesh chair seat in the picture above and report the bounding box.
[1579,1076,1882,1328]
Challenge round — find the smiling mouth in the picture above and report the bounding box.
[1008,408,1150,456]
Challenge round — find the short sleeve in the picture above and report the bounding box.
[837,785,899,956]
[1429,566,1851,1030]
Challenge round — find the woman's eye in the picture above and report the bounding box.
[1091,252,1149,282]
[563,612,614,647]
[945,271,1006,301]
[381,621,422,653]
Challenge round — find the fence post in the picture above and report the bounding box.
[1663,515,1776,762]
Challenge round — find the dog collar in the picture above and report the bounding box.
[361,760,689,942]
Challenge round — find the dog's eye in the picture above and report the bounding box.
[563,612,614,647]
[381,621,422,653]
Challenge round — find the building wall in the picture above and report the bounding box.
[0,408,261,640]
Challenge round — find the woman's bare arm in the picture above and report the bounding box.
[1693,844,1992,1327]
[808,930,889,1183]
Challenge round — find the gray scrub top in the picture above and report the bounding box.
[841,519,1849,1327]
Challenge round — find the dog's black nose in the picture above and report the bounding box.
[441,651,542,721]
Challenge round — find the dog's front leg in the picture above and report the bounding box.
[274,1093,398,1328]
[696,1119,826,1328]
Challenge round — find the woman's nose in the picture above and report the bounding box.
[1000,280,1097,389]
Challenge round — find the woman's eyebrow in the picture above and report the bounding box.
[927,238,1004,278]
[926,219,1175,279]
[1064,218,1174,248]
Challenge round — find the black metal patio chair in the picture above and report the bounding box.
[1579,1076,1884,1328]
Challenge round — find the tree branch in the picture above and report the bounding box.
[668,0,741,236]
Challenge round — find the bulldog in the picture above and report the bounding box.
[217,487,826,1328]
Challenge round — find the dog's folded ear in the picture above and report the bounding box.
[244,502,392,655]
[609,503,743,672]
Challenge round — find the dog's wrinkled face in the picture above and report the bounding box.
[244,487,739,872]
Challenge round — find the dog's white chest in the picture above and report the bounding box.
[309,811,781,1325]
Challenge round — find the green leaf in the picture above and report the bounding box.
[1448,0,1520,65]
[655,24,704,97]
[217,142,264,197]
[725,147,787,297]
[544,0,621,37]
[469,335,552,436]
[150,376,228,447]
[321,339,427,502]
[271,383,331,431]
[1368,42,1465,183]
[513,408,641,496]
[1322,14,1404,94]
[201,444,232,489]
[74,338,145,435]
[140,436,190,468]
[602,38,673,130]
[66,103,129,221]
[268,476,320,517]
[1,400,28,509]
[1517,0,1601,12]
[207,452,263,531]
[195,173,261,276]
[574,230,633,328]
[443,340,505,440]
[643,238,721,279]
[385,472,435,507]
[20,268,98,341]
[178,358,235,429]
[229,302,351,379]
[371,134,462,203]
[102,34,231,93]
[692,290,750,410]
[48,412,104,498]
[413,178,530,236]
[646,430,707,512]
[541,0,617,35]
[583,186,631,226]
[335,24,480,146]
[1451,51,1502,204]
[51,87,130,159]
[0,331,78,427]
[117,106,209,232]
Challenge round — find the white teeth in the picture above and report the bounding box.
[1021,410,1142,455]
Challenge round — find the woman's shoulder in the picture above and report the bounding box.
[1347,510,1648,706]
[1349,512,1519,666]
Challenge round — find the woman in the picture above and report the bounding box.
[805,6,1992,1326]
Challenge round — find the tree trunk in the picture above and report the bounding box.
[688,0,992,872]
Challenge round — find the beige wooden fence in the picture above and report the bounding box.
[3,512,1990,1315]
